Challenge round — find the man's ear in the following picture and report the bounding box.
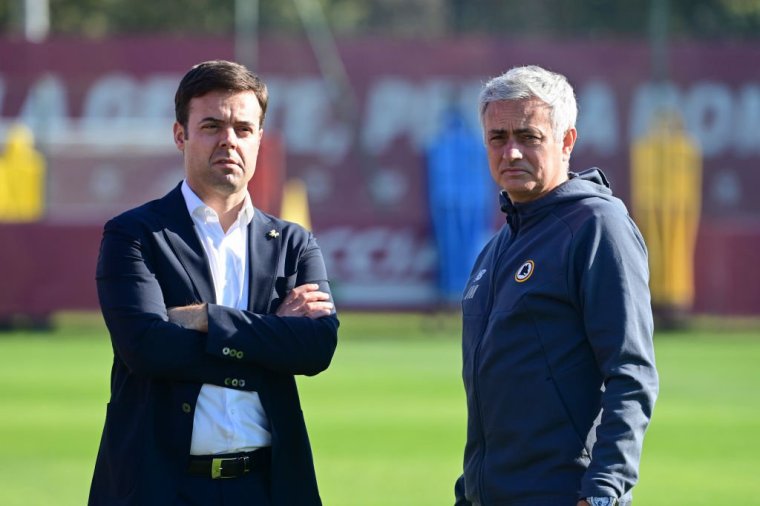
[562,127,577,162]
[173,122,186,152]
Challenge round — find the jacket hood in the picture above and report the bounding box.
[499,167,617,232]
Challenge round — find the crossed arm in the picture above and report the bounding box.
[167,283,334,331]
[97,216,338,383]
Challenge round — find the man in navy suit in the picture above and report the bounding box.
[89,60,339,506]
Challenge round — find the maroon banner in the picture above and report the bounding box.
[0,223,101,320]
[1,36,759,314]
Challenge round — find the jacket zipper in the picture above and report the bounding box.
[471,227,514,504]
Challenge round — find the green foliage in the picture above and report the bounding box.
[48,0,235,37]
[0,312,758,505]
[3,0,760,39]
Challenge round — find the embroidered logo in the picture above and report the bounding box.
[474,269,487,281]
[515,260,535,283]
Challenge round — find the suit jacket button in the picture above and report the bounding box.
[224,377,231,386]
[222,347,230,356]
[236,351,244,359]
[181,403,192,413]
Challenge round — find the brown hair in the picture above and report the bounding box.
[174,60,268,131]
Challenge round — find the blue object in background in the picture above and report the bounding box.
[426,107,495,304]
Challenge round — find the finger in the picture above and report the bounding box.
[281,284,320,306]
[302,305,334,319]
[303,310,332,320]
[286,298,331,317]
[288,283,320,297]
[294,290,330,303]
[304,301,333,312]
[302,304,333,318]
[284,291,329,309]
[276,305,330,318]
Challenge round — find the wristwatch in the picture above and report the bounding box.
[586,498,618,506]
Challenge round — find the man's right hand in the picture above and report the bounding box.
[167,303,209,332]
[275,283,334,319]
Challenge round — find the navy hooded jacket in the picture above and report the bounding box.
[455,169,659,506]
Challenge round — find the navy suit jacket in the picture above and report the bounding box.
[89,184,339,505]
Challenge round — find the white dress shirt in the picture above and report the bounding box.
[181,181,271,455]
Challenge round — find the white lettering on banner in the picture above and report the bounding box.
[266,77,351,161]
[361,78,481,154]
[5,73,760,159]
[736,85,760,158]
[461,81,485,124]
[575,80,619,156]
[362,78,427,154]
[80,73,176,122]
[629,81,760,157]
[140,75,178,119]
[683,82,733,157]
[82,74,139,127]
[18,74,69,134]
[629,82,681,141]
[318,226,435,282]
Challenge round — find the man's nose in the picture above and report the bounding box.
[502,141,522,161]
[219,127,238,148]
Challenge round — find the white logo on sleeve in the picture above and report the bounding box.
[464,284,479,300]
[464,269,487,300]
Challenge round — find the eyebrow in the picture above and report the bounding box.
[487,127,539,136]
[198,117,257,128]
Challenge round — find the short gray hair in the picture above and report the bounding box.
[478,65,577,142]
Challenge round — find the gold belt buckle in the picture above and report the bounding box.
[211,458,233,479]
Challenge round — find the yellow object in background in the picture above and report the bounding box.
[0,124,46,222]
[631,111,702,319]
[280,177,312,231]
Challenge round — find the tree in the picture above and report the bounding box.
[1,0,760,39]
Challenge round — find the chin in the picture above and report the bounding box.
[504,185,539,202]
[208,178,240,193]
[502,182,531,194]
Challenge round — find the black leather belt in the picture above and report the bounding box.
[187,447,271,479]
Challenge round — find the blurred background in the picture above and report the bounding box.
[1,0,760,323]
[2,3,760,506]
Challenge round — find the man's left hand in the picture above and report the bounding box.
[276,283,333,319]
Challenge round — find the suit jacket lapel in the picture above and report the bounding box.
[248,210,281,314]
[158,184,216,304]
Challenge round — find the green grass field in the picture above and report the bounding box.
[0,312,759,505]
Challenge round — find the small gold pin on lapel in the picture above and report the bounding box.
[267,229,280,239]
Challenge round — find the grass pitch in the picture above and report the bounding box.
[0,312,758,505]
